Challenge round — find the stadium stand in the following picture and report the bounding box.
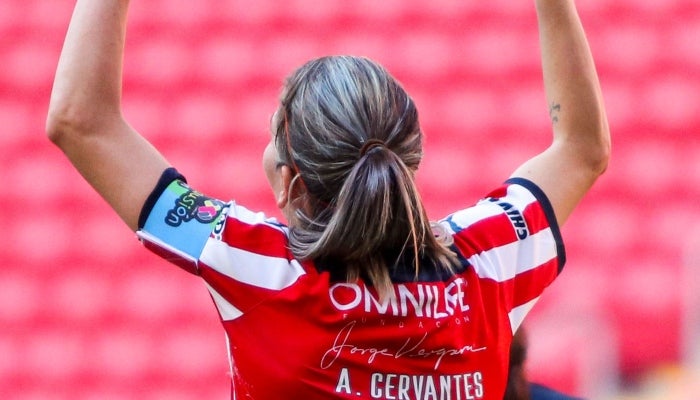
[1,0,698,398]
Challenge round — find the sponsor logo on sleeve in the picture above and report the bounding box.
[165,183,224,227]
[487,197,529,240]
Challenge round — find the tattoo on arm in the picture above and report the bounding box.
[549,102,561,124]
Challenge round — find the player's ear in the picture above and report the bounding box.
[275,164,294,209]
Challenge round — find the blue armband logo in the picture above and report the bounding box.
[142,180,227,260]
[165,181,224,226]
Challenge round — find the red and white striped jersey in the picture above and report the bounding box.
[137,168,564,400]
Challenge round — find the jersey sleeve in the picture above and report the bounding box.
[442,177,565,332]
[136,168,307,321]
[136,167,229,275]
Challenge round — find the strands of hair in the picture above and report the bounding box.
[274,56,458,298]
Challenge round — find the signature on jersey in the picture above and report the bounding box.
[320,320,486,370]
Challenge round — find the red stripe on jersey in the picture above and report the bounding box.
[453,200,549,260]
[452,212,519,258]
[510,258,559,308]
[522,201,550,236]
[222,217,290,259]
[485,184,509,199]
[142,240,198,275]
[199,262,277,314]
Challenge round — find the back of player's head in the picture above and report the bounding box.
[273,55,456,296]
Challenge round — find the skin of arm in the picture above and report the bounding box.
[46,0,170,231]
[511,0,611,226]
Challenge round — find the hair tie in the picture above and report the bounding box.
[359,138,386,157]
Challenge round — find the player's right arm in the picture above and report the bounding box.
[46,0,170,232]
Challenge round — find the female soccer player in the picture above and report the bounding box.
[47,0,609,398]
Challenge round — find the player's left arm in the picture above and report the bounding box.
[511,0,610,227]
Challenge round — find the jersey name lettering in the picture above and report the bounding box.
[370,371,484,400]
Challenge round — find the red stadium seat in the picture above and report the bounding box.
[667,15,700,70]
[194,37,260,88]
[0,100,32,147]
[0,273,40,323]
[641,76,700,131]
[525,313,619,398]
[126,40,193,87]
[1,40,59,91]
[49,273,114,322]
[91,330,155,380]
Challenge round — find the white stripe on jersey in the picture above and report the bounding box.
[205,282,243,321]
[228,201,288,233]
[444,183,539,234]
[508,297,540,334]
[467,228,557,282]
[200,238,306,290]
[137,231,198,264]
[504,183,540,212]
[442,201,503,234]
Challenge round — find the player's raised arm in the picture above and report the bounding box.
[511,0,611,225]
[46,0,170,231]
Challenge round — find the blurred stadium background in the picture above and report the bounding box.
[2,0,699,398]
